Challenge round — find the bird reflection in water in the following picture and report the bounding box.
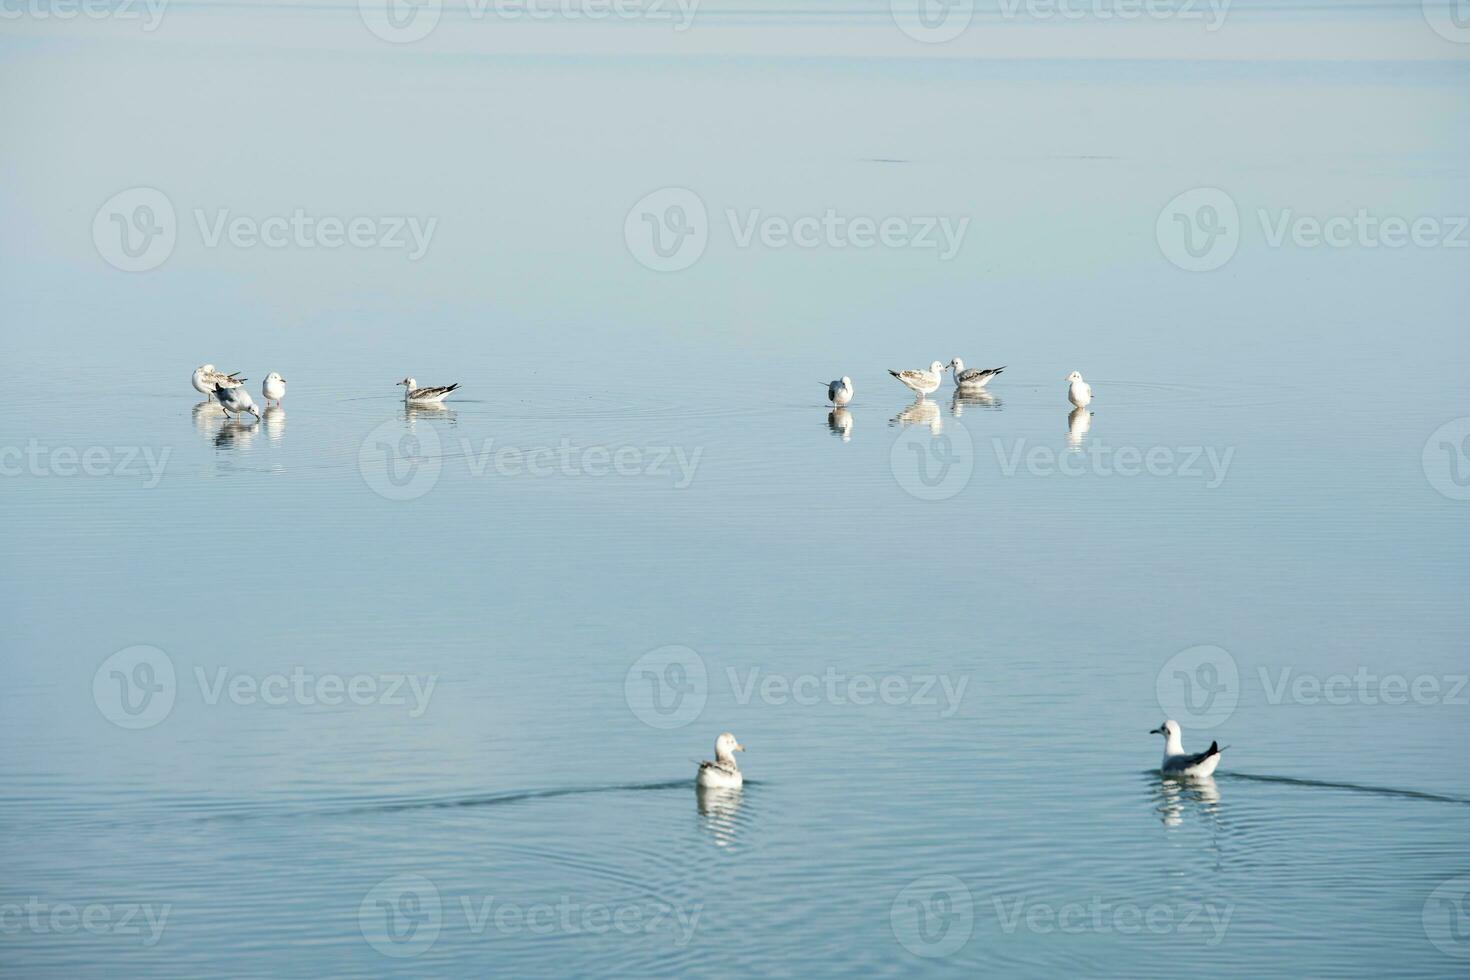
[892,399,942,436]
[191,400,225,437]
[950,389,1001,417]
[262,405,286,443]
[827,408,853,442]
[1067,406,1093,450]
[213,418,258,450]
[403,401,457,428]
[1154,774,1221,829]
[696,786,745,849]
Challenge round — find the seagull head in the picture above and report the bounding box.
[714,732,744,762]
[928,360,945,375]
[266,372,285,384]
[1149,720,1180,738]
[1066,371,1084,383]
[949,358,963,373]
[840,376,852,388]
[398,377,416,389]
[201,364,216,373]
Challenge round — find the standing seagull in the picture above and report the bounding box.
[397,377,460,403]
[262,372,287,407]
[1066,371,1093,408]
[888,361,945,399]
[824,376,854,407]
[193,364,245,401]
[697,732,746,790]
[948,358,1005,389]
[214,382,260,420]
[1151,720,1225,778]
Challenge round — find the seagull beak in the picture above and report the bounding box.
[1149,727,1163,735]
[736,743,745,752]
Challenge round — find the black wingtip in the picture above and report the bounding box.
[1207,740,1220,757]
[888,370,900,379]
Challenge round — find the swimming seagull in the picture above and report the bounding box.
[697,732,745,790]
[262,372,287,406]
[214,382,260,420]
[193,364,245,401]
[1151,720,1225,778]
[1066,371,1093,408]
[824,376,854,407]
[948,358,1005,389]
[398,377,460,403]
[888,361,945,399]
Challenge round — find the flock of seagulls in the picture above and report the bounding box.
[190,365,464,417]
[823,357,1089,407]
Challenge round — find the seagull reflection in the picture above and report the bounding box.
[192,400,225,436]
[213,418,258,450]
[950,389,1001,417]
[696,785,744,849]
[262,405,286,443]
[1154,774,1221,828]
[827,408,853,442]
[404,401,457,427]
[1067,406,1093,449]
[892,398,942,436]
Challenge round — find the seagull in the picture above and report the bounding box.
[193,364,245,401]
[1151,720,1224,778]
[1066,371,1093,408]
[398,377,460,403]
[888,361,945,399]
[697,732,746,790]
[214,382,260,420]
[824,376,854,407]
[262,372,287,406]
[948,358,1004,389]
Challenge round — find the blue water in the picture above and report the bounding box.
[2,6,1468,976]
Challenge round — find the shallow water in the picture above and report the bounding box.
[2,6,1469,976]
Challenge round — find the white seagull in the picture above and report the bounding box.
[889,361,945,399]
[214,382,260,420]
[193,364,245,401]
[948,358,1005,389]
[1151,720,1225,778]
[1066,371,1093,408]
[262,372,287,406]
[696,732,746,790]
[398,377,460,403]
[824,376,854,407]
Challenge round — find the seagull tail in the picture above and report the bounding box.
[1206,741,1221,757]
[888,370,901,379]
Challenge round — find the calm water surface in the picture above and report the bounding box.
[2,7,1468,976]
